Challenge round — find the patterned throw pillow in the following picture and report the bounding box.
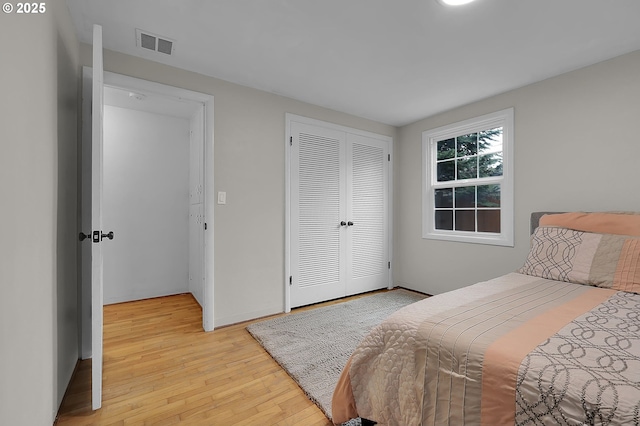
[518,226,640,293]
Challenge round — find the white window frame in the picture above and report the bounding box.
[422,108,514,246]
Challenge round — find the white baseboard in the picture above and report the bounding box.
[214,306,283,328]
[104,287,189,305]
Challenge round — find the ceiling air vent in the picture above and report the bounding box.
[136,29,174,55]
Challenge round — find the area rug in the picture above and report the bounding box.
[246,289,426,423]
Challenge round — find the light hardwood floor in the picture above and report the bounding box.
[56,292,383,425]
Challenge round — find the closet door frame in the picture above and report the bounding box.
[284,114,393,313]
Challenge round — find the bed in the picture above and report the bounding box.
[332,212,640,425]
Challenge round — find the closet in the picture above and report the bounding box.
[287,115,392,308]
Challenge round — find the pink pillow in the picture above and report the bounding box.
[540,212,640,237]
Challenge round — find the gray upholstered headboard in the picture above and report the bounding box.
[530,212,564,234]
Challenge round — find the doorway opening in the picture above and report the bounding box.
[101,86,202,305]
[79,71,215,360]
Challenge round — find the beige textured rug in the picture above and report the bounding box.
[246,289,426,423]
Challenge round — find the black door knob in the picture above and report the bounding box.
[101,231,114,241]
[347,221,354,226]
[340,221,347,226]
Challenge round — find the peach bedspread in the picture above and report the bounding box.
[332,273,640,425]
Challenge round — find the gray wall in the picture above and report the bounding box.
[395,49,640,296]
[84,45,640,322]
[103,106,190,304]
[0,1,80,423]
[78,45,398,326]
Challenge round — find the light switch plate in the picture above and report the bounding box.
[217,191,226,204]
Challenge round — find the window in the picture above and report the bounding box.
[422,108,514,246]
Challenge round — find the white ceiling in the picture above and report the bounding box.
[66,0,640,127]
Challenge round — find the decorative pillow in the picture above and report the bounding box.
[518,226,640,293]
[539,212,640,237]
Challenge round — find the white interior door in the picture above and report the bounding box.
[91,24,104,411]
[290,122,347,307]
[346,133,390,295]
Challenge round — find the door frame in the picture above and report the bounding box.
[284,113,394,312]
[80,72,215,359]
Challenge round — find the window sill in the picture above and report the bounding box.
[422,230,514,247]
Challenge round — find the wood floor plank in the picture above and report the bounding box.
[55,291,386,425]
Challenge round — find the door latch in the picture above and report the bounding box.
[78,231,114,243]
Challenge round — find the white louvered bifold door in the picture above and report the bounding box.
[345,134,389,295]
[290,122,347,307]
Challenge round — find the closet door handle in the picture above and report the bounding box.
[340,221,347,227]
[347,221,354,226]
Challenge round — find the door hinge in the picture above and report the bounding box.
[204,222,207,230]
[388,261,391,269]
[289,276,292,286]
[290,136,293,146]
[388,154,391,161]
